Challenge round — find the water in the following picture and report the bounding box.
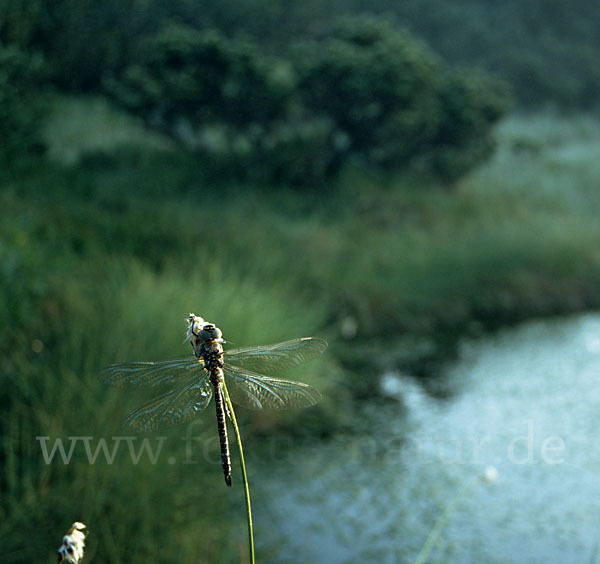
[252,314,600,563]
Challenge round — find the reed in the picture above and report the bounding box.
[222,382,255,564]
[414,467,498,564]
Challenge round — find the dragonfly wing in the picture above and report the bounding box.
[224,364,321,410]
[122,375,213,432]
[102,357,203,388]
[224,337,327,375]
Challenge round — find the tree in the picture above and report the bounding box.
[296,16,510,182]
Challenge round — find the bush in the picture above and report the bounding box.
[0,43,47,160]
[108,24,333,186]
[296,16,511,182]
[108,18,510,186]
[296,17,440,171]
[423,68,512,181]
[107,25,290,135]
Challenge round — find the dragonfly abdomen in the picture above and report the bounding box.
[213,383,232,487]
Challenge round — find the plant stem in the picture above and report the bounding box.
[222,382,255,564]
[414,477,478,564]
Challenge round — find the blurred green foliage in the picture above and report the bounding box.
[104,24,336,185]
[2,0,598,109]
[16,0,591,184]
[1,0,139,91]
[107,25,290,129]
[0,43,47,160]
[295,17,440,170]
[295,17,510,181]
[425,69,510,181]
[18,0,600,183]
[390,0,600,108]
[103,17,509,184]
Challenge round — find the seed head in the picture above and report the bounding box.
[57,522,86,563]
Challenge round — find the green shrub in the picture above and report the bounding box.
[14,0,144,91]
[108,18,509,185]
[107,24,290,133]
[296,16,510,182]
[296,17,440,171]
[423,68,512,181]
[108,24,335,185]
[0,0,43,47]
[0,43,47,159]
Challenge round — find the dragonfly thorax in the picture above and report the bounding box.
[200,339,225,386]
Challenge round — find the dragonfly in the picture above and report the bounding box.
[102,313,326,486]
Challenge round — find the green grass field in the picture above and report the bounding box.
[2,98,599,561]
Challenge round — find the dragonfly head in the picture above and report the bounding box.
[197,323,222,343]
[186,314,223,348]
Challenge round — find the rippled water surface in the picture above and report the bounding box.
[253,314,600,563]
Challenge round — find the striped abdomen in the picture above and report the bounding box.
[213,381,232,486]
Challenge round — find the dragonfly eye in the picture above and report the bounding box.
[199,324,222,341]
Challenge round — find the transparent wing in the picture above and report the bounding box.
[122,374,213,432]
[224,337,327,375]
[224,364,321,410]
[102,357,203,388]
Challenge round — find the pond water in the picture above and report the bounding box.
[252,313,600,563]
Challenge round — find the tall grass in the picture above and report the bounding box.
[0,225,332,562]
